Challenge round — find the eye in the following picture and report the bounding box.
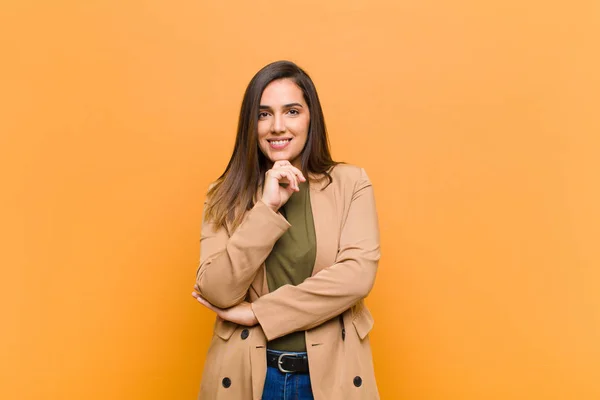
[287,109,299,115]
[258,111,270,119]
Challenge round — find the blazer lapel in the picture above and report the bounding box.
[309,173,338,276]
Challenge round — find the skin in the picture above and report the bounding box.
[192,285,258,325]
[192,78,311,323]
[257,79,309,170]
[258,79,309,212]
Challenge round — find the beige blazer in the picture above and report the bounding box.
[196,164,381,400]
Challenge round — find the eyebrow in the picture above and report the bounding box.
[259,103,304,110]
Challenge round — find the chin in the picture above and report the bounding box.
[270,153,292,162]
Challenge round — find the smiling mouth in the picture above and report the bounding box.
[267,138,292,145]
[267,138,292,150]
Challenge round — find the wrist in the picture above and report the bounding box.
[250,303,259,326]
[260,198,279,213]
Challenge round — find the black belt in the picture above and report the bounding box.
[266,350,309,373]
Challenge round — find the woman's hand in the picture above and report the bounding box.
[261,160,306,212]
[192,285,258,326]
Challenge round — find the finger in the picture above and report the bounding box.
[191,291,207,304]
[290,171,300,191]
[269,169,296,191]
[193,284,199,291]
[283,170,298,191]
[279,165,306,184]
[288,165,306,182]
[273,160,292,168]
[272,161,305,183]
[193,293,219,312]
[266,168,300,192]
[192,292,207,303]
[266,168,289,183]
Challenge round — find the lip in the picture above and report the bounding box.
[267,138,292,150]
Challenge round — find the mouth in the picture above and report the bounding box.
[267,138,292,150]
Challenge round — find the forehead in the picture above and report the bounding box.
[260,79,306,105]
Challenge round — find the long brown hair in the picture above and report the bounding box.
[204,60,338,231]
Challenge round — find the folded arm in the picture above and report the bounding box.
[196,199,290,309]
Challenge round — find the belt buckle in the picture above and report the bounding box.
[277,353,297,373]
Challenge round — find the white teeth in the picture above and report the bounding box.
[271,139,290,145]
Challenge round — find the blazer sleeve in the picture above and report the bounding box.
[196,197,291,309]
[251,168,380,341]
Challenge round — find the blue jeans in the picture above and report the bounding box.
[262,350,314,400]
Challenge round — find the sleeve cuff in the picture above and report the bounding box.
[253,199,291,231]
[251,300,278,341]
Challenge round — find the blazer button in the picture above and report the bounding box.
[222,377,231,388]
[241,329,249,340]
[353,376,362,387]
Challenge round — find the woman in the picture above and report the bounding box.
[192,60,380,400]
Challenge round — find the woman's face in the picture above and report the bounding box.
[257,79,310,169]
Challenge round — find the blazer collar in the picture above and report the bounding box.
[307,172,329,191]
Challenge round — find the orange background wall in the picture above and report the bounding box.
[2,1,599,399]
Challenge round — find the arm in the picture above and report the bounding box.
[196,198,290,309]
[251,168,380,341]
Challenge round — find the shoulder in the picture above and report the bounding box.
[309,163,372,193]
[329,163,365,181]
[329,163,372,188]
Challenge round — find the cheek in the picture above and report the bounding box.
[301,115,310,135]
[291,117,310,136]
[257,127,272,147]
[256,123,268,139]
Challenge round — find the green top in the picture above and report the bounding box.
[264,180,316,352]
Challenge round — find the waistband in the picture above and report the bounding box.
[266,349,309,374]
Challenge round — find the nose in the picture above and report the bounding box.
[271,114,285,133]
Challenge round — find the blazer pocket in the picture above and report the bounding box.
[214,317,237,341]
[352,305,374,340]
